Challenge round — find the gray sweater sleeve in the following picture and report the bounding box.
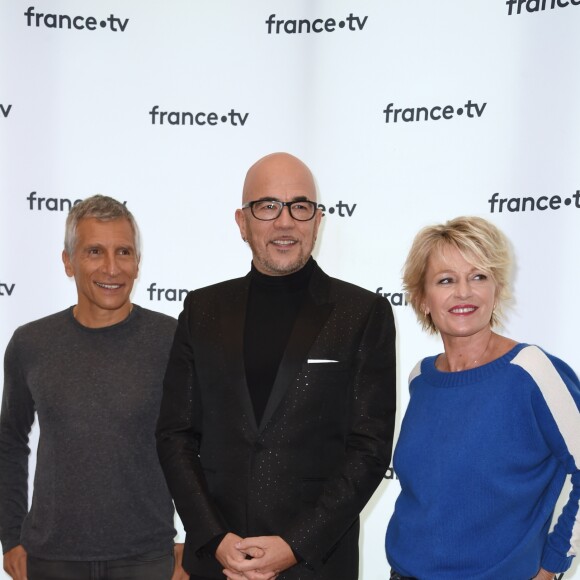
[0,331,36,554]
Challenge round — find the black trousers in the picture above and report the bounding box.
[390,570,418,580]
[27,548,174,580]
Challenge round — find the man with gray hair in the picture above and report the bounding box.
[0,195,188,579]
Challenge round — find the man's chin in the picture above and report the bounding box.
[258,256,307,276]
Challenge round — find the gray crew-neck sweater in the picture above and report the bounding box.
[0,305,177,560]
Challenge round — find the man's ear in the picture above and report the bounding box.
[62,250,74,278]
[312,208,323,242]
[235,208,247,241]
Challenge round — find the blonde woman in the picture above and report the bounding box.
[386,216,580,580]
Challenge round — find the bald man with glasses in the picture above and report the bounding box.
[156,152,397,580]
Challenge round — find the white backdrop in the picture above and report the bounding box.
[1,1,579,578]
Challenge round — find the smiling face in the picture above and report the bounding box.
[235,153,322,276]
[62,217,139,328]
[422,244,497,342]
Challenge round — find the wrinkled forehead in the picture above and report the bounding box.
[75,217,137,247]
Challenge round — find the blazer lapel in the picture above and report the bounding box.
[258,266,334,432]
[220,274,259,433]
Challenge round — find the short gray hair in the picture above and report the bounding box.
[64,195,141,258]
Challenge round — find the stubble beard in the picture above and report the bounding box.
[252,241,313,276]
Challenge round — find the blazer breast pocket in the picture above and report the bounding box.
[304,359,351,372]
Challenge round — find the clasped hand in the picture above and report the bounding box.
[216,533,298,580]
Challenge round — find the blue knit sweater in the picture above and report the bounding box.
[386,343,580,579]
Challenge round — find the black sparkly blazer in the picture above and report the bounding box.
[156,262,397,579]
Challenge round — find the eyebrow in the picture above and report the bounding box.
[82,243,135,250]
[431,267,485,276]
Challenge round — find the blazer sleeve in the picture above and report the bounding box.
[282,295,397,570]
[156,293,229,554]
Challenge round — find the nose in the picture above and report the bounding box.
[273,204,295,227]
[455,277,472,298]
[101,252,120,276]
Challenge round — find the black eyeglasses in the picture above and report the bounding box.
[242,199,318,221]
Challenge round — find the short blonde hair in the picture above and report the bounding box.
[403,216,512,334]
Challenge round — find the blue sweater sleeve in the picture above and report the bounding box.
[515,347,580,573]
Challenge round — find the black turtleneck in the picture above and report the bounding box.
[244,257,315,425]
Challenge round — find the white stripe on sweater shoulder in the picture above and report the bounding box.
[408,359,423,384]
[511,345,580,460]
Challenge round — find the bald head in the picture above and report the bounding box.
[242,152,317,204]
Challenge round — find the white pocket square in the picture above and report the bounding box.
[307,359,339,363]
